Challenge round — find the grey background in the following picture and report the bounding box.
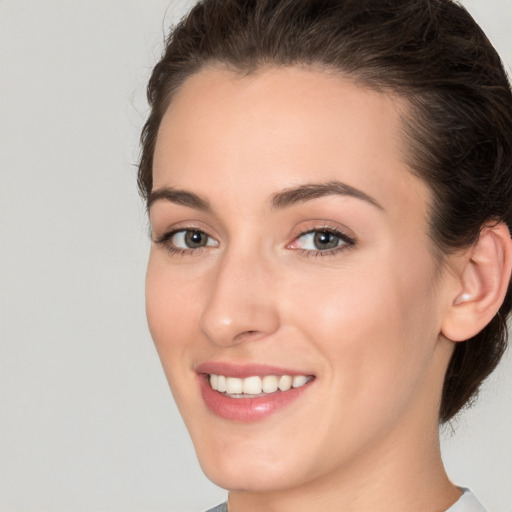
[0,1,510,511]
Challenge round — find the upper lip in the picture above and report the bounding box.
[196,361,314,378]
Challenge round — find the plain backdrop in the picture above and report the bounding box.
[0,1,511,511]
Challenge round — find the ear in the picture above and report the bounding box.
[441,222,512,342]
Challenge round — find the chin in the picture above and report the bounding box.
[201,457,307,493]
[190,430,310,492]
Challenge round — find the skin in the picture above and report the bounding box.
[146,67,464,512]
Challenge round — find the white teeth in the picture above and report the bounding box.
[292,375,309,388]
[209,374,312,395]
[262,375,278,393]
[278,375,292,391]
[225,377,243,394]
[217,375,227,392]
[242,376,262,395]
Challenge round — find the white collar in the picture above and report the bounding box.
[445,488,487,512]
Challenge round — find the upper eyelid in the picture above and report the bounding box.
[151,221,218,241]
[290,222,355,242]
[155,227,217,244]
[297,226,350,237]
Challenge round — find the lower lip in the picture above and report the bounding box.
[199,375,313,422]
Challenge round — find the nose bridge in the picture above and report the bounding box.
[199,242,279,346]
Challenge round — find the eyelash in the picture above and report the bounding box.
[291,225,355,258]
[154,229,215,257]
[154,226,356,257]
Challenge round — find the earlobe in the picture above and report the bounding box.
[441,222,512,342]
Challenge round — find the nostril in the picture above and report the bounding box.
[232,330,265,344]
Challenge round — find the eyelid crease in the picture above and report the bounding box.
[151,220,217,242]
[289,221,356,244]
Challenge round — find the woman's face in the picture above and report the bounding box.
[146,67,456,492]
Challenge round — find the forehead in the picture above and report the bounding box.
[152,66,430,219]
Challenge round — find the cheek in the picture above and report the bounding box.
[282,251,440,414]
[145,255,201,370]
[145,256,209,423]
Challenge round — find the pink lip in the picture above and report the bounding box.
[196,362,315,423]
[196,362,311,378]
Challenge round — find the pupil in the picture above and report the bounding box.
[186,231,206,248]
[314,231,338,250]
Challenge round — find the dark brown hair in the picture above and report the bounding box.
[139,0,512,422]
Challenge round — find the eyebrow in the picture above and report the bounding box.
[270,181,383,211]
[147,187,211,212]
[147,180,383,213]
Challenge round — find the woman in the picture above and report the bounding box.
[139,1,512,510]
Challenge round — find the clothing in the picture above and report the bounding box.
[205,504,228,512]
[446,488,487,512]
[204,488,486,512]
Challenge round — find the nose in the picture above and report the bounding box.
[199,249,280,347]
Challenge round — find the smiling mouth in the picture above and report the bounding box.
[208,374,313,398]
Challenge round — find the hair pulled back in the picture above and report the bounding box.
[138,0,512,422]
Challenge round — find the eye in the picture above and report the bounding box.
[289,228,355,253]
[172,230,217,249]
[156,229,219,254]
